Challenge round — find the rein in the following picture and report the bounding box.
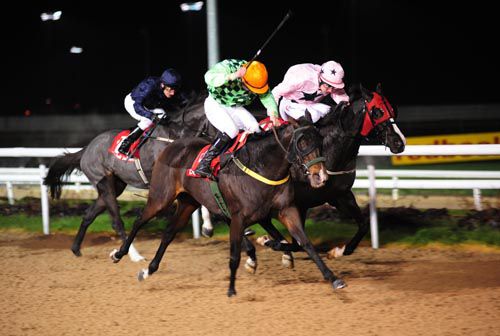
[326,168,356,176]
[272,126,288,153]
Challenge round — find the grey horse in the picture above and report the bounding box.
[44,91,216,260]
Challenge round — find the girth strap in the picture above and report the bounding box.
[209,181,231,218]
[134,159,149,185]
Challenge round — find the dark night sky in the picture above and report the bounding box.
[3,1,499,116]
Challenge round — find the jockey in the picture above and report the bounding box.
[118,68,182,155]
[272,60,349,123]
[193,59,280,179]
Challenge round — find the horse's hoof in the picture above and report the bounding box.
[256,235,270,246]
[227,288,237,297]
[327,246,346,259]
[332,279,347,289]
[138,268,149,281]
[244,229,255,236]
[244,257,257,274]
[201,227,214,238]
[281,254,294,269]
[71,249,82,257]
[109,249,121,263]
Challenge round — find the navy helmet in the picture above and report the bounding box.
[160,68,182,89]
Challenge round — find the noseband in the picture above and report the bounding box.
[273,125,326,175]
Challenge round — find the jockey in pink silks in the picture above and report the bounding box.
[271,60,349,123]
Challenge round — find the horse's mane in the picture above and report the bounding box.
[167,90,207,116]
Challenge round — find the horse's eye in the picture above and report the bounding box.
[372,108,384,119]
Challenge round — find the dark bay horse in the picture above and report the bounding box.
[43,92,215,261]
[249,83,406,268]
[109,121,342,296]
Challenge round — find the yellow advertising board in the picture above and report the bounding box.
[391,132,500,165]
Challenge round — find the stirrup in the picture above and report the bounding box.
[195,169,214,179]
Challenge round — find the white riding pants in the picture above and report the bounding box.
[124,94,165,130]
[204,95,261,139]
[278,98,331,123]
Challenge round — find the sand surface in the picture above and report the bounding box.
[1,232,499,336]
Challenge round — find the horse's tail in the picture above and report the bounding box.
[43,148,85,199]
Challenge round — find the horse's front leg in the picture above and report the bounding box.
[138,201,198,281]
[329,191,368,257]
[278,206,346,290]
[97,177,145,262]
[227,216,245,297]
[110,193,171,263]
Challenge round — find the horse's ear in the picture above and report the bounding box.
[304,110,313,123]
[360,84,372,101]
[376,82,383,95]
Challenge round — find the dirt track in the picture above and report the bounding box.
[1,232,499,336]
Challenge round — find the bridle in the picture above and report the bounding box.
[360,92,397,137]
[272,125,326,175]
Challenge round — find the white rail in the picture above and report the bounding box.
[2,145,500,248]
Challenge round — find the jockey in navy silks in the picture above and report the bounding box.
[119,68,182,155]
[193,59,280,179]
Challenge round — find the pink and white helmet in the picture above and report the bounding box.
[319,60,345,89]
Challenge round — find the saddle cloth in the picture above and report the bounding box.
[186,117,288,178]
[108,130,144,161]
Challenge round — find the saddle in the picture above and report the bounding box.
[186,117,288,179]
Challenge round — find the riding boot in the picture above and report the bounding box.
[118,127,143,155]
[194,132,232,179]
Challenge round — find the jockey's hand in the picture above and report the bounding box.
[228,67,247,81]
[270,115,280,127]
[235,66,247,78]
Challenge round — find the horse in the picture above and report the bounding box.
[43,91,217,261]
[236,83,406,269]
[109,119,344,297]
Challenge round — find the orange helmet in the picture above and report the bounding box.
[242,61,269,94]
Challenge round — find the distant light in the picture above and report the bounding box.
[40,11,62,21]
[70,46,83,54]
[180,1,204,12]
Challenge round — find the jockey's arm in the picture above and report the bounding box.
[204,61,233,87]
[330,88,350,105]
[259,91,280,126]
[132,79,156,119]
[271,77,302,102]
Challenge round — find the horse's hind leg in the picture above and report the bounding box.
[257,215,302,269]
[200,206,214,237]
[278,206,346,290]
[330,191,368,257]
[72,197,107,256]
[242,235,257,274]
[138,198,198,281]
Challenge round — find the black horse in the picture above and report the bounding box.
[109,120,341,297]
[250,83,406,268]
[43,91,216,261]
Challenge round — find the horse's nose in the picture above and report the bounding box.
[311,169,328,188]
[391,141,405,154]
